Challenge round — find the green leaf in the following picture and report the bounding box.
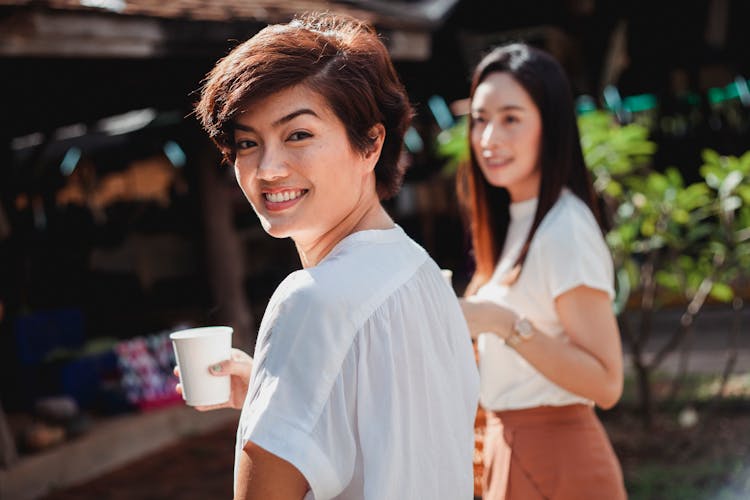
[677,183,711,209]
[606,183,624,198]
[709,282,734,302]
[665,167,684,187]
[739,150,750,172]
[700,165,724,189]
[737,185,750,203]
[655,270,681,291]
[646,173,669,194]
[671,208,690,224]
[726,155,742,172]
[641,217,656,237]
[708,239,727,254]
[701,149,722,167]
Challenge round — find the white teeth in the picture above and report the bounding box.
[265,190,304,203]
[483,150,512,162]
[485,154,511,164]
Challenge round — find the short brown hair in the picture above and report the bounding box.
[194,13,414,199]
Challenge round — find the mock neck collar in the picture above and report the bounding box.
[509,197,538,219]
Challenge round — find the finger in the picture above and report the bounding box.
[194,402,229,412]
[230,347,253,363]
[175,383,183,395]
[173,365,180,377]
[228,358,253,379]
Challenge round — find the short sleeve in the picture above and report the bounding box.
[535,202,615,300]
[237,273,358,499]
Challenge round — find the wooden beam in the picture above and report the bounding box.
[0,9,433,60]
[348,0,461,29]
[0,11,165,57]
[382,29,431,61]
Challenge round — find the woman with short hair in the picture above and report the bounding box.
[191,13,480,500]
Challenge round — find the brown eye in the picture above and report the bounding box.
[235,139,257,149]
[288,131,312,141]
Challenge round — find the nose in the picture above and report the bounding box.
[480,120,503,149]
[255,145,289,181]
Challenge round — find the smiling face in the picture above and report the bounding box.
[470,71,543,202]
[232,84,380,244]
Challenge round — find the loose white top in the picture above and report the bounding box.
[476,189,615,411]
[235,226,479,499]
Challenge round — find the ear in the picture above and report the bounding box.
[363,123,386,169]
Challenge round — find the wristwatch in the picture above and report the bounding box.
[506,317,534,348]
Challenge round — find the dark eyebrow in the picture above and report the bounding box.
[471,104,525,114]
[233,108,320,133]
[273,108,319,127]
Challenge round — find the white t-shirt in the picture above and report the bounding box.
[476,189,614,411]
[235,226,480,500]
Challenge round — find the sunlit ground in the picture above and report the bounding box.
[603,372,750,499]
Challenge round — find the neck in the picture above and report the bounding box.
[295,191,393,269]
[507,170,541,202]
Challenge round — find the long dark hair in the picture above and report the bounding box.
[458,43,605,294]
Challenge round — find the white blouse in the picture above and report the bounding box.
[476,189,615,411]
[235,226,480,500]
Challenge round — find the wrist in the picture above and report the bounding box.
[489,308,516,341]
[506,316,535,348]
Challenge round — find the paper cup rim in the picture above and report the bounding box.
[169,326,233,340]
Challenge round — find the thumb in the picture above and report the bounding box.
[209,360,232,376]
[212,357,253,380]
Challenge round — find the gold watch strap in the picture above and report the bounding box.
[506,330,524,348]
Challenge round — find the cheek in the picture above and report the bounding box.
[233,167,246,190]
[521,128,541,161]
[470,128,483,150]
[233,163,255,195]
[529,121,543,148]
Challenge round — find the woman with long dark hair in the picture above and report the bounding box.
[458,43,627,499]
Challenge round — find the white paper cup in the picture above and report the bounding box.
[170,326,233,406]
[441,269,453,288]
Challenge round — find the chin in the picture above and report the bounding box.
[486,177,510,189]
[262,225,292,239]
[257,217,287,239]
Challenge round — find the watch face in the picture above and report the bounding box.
[515,318,533,338]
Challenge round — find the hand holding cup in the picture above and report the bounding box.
[170,326,235,407]
[174,347,253,411]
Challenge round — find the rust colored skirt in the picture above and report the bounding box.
[482,404,626,500]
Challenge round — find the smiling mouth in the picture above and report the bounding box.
[263,189,308,203]
[484,156,513,168]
